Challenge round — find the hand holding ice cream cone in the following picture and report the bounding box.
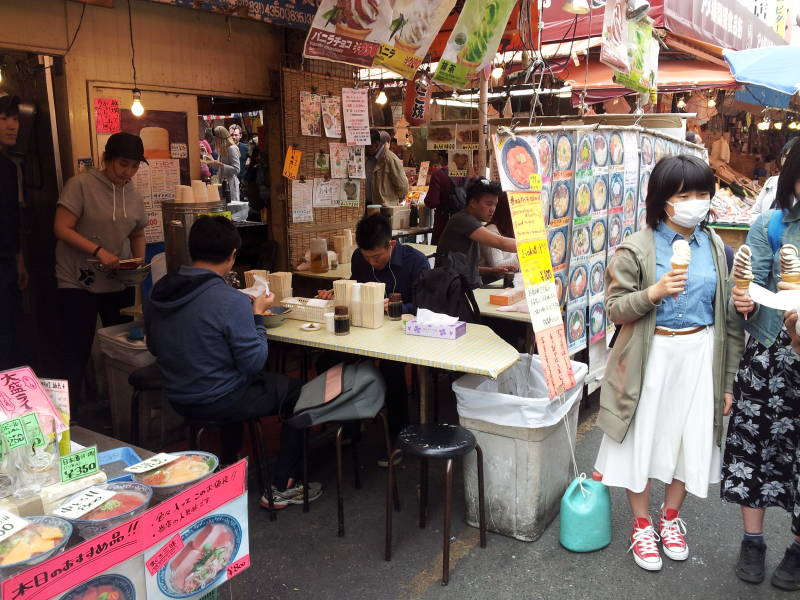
[669,239,691,299]
[780,244,800,283]
[732,244,754,319]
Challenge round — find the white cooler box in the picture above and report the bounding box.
[454,354,588,542]
[96,322,182,447]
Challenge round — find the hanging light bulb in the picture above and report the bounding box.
[773,120,783,130]
[706,96,716,108]
[676,96,687,109]
[789,121,799,130]
[562,0,590,14]
[375,89,388,105]
[757,118,771,131]
[130,88,144,117]
[491,64,504,79]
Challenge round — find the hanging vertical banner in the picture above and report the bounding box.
[599,0,630,73]
[302,0,455,79]
[622,131,639,243]
[341,88,371,146]
[613,18,658,93]
[550,132,575,309]
[589,131,609,345]
[432,0,516,89]
[637,133,654,232]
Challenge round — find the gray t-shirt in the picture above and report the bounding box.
[436,210,483,289]
[55,169,147,292]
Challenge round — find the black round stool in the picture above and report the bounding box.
[385,423,486,585]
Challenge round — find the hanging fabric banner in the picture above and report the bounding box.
[432,0,516,89]
[303,0,455,79]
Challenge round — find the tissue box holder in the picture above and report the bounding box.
[489,288,525,306]
[404,319,466,340]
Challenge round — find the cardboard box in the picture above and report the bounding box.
[489,288,525,306]
[404,319,467,340]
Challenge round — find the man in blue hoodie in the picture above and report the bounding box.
[145,216,320,509]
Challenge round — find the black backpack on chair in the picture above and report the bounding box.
[414,253,481,323]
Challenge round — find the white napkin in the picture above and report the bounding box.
[307,298,330,307]
[239,274,271,298]
[749,282,800,311]
[416,308,459,325]
[497,301,529,313]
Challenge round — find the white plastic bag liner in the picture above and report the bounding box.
[96,321,154,368]
[453,354,588,428]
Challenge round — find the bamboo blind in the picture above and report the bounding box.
[282,65,365,268]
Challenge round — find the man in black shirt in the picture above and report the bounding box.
[0,95,27,369]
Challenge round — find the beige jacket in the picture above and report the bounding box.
[598,226,744,446]
[371,149,409,205]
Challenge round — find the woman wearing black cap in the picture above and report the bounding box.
[54,132,148,408]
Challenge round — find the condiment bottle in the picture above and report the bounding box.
[334,305,350,336]
[387,292,403,320]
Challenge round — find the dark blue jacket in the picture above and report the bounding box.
[350,243,430,314]
[145,266,266,405]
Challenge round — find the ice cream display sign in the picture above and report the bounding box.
[303,0,454,79]
[433,0,516,89]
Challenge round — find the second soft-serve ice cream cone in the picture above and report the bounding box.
[334,0,381,40]
[781,244,800,283]
[732,244,754,289]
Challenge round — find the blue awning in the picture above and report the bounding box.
[723,46,800,98]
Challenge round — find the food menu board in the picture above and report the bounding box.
[496,127,702,355]
[130,159,180,244]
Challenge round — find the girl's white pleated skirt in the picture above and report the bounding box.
[594,326,721,498]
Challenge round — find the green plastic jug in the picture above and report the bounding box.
[559,472,612,552]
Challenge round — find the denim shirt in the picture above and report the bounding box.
[653,221,716,328]
[739,204,800,347]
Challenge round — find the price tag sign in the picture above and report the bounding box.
[19,412,44,448]
[60,446,99,483]
[124,452,180,474]
[52,487,117,519]
[0,417,27,450]
[0,509,30,543]
[282,146,302,180]
[226,553,250,579]
[518,240,555,285]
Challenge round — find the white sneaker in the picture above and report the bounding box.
[629,518,663,571]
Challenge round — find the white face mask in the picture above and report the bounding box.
[667,199,710,229]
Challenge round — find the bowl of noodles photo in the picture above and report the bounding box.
[576,136,592,171]
[572,227,590,257]
[551,182,571,219]
[592,178,607,211]
[501,137,539,189]
[590,262,605,295]
[590,303,605,337]
[554,273,566,305]
[593,134,608,166]
[575,183,591,217]
[537,135,553,177]
[609,133,623,165]
[624,190,636,219]
[569,265,588,300]
[609,215,623,246]
[641,136,654,165]
[548,230,567,266]
[609,174,624,207]
[568,309,586,343]
[555,134,573,171]
[591,221,607,253]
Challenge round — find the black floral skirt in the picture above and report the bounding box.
[721,328,800,534]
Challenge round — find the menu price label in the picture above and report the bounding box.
[52,487,117,520]
[60,446,99,483]
[227,553,250,579]
[0,417,27,449]
[124,452,179,474]
[0,509,30,543]
[145,533,184,575]
[282,146,303,180]
[518,240,555,286]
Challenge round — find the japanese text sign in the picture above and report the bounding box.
[59,446,99,484]
[93,98,120,134]
[282,146,303,180]
[0,367,67,433]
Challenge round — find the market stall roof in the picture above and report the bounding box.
[538,0,785,51]
[560,58,737,92]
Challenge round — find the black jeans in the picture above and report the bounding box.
[0,261,19,370]
[171,370,303,489]
[58,287,134,408]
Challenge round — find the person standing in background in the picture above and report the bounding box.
[750,138,799,223]
[479,191,518,284]
[228,124,249,185]
[426,151,465,244]
[368,130,408,206]
[0,95,28,369]
[204,126,240,203]
[53,132,147,408]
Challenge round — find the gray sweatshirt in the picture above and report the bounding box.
[55,168,146,292]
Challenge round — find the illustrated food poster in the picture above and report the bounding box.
[567,131,591,355]
[588,131,609,346]
[303,0,456,79]
[549,131,574,313]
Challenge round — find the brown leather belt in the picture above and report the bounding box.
[654,325,707,337]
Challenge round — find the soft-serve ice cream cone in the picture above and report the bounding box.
[335,22,371,40]
[781,244,800,283]
[732,244,754,289]
[670,239,691,299]
[334,0,381,40]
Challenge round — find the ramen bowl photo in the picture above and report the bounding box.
[555,134,573,171]
[548,230,567,266]
[551,182,572,219]
[575,183,591,217]
[593,134,608,166]
[501,137,538,189]
[568,309,586,343]
[590,262,605,295]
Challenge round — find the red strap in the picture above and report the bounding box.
[323,364,344,404]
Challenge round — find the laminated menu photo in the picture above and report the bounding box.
[56,555,147,600]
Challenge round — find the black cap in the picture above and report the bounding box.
[0,95,20,117]
[105,132,148,164]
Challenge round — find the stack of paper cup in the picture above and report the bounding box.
[191,180,209,203]
[175,185,193,203]
[207,183,221,203]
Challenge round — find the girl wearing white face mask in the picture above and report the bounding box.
[595,154,744,572]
